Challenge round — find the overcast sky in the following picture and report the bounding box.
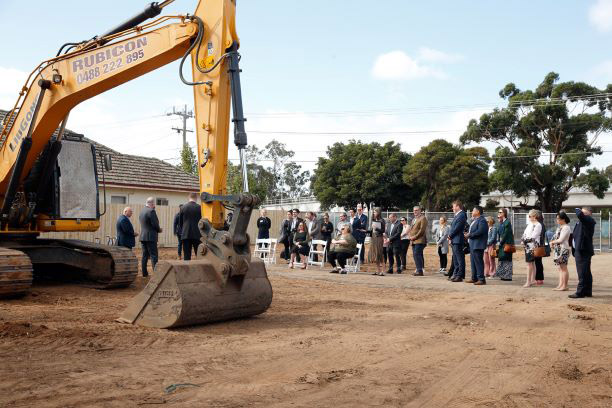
[1,0,611,172]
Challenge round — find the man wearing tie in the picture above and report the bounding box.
[570,207,596,298]
[465,205,488,285]
[449,200,467,282]
[385,213,402,275]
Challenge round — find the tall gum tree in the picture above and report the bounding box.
[460,72,611,212]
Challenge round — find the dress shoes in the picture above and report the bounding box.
[413,271,424,276]
[386,270,393,275]
[396,270,403,274]
[464,279,475,284]
[474,280,486,285]
[451,277,463,282]
[568,293,586,299]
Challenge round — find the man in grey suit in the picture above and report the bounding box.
[180,192,202,260]
[139,197,162,277]
[385,213,402,274]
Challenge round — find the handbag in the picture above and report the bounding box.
[488,246,497,257]
[534,234,551,258]
[503,244,516,253]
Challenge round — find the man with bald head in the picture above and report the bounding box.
[116,206,138,249]
[139,197,162,277]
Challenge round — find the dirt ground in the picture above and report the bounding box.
[1,246,611,407]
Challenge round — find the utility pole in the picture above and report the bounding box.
[167,105,193,146]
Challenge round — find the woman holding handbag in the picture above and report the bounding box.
[534,211,547,285]
[549,210,571,291]
[521,209,542,288]
[494,208,515,281]
[484,217,498,277]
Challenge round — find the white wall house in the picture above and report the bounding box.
[481,189,612,210]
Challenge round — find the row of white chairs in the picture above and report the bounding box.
[253,238,363,273]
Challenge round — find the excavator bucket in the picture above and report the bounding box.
[118,258,272,328]
[119,193,273,329]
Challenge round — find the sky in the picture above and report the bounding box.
[0,0,611,173]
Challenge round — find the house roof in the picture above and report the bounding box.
[0,109,199,192]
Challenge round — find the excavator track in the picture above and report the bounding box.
[0,248,33,298]
[2,239,137,290]
[56,239,138,289]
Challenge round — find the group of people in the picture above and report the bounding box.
[115,192,203,277]
[266,200,596,299]
[117,197,597,299]
[433,201,595,298]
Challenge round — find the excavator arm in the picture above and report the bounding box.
[0,0,245,231]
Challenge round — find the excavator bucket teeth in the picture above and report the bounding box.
[118,258,272,329]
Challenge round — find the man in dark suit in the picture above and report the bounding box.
[449,200,467,282]
[173,204,183,259]
[180,192,202,261]
[139,197,162,277]
[385,213,402,274]
[354,204,368,262]
[570,207,596,298]
[465,205,488,285]
[116,207,137,249]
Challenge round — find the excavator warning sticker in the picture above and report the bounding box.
[72,37,148,85]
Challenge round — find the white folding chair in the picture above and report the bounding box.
[345,243,363,273]
[253,238,273,263]
[307,239,328,268]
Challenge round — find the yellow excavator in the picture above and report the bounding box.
[0,0,273,328]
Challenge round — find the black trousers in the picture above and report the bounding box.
[141,241,158,277]
[400,239,410,269]
[176,235,183,256]
[383,247,388,264]
[438,247,448,269]
[328,251,352,268]
[281,238,290,260]
[387,246,402,272]
[575,253,593,296]
[535,257,544,281]
[182,239,200,260]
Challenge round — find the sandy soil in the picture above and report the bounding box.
[1,246,611,407]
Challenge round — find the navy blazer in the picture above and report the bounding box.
[116,214,135,249]
[573,208,596,257]
[467,216,488,250]
[449,210,467,245]
[351,214,368,242]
